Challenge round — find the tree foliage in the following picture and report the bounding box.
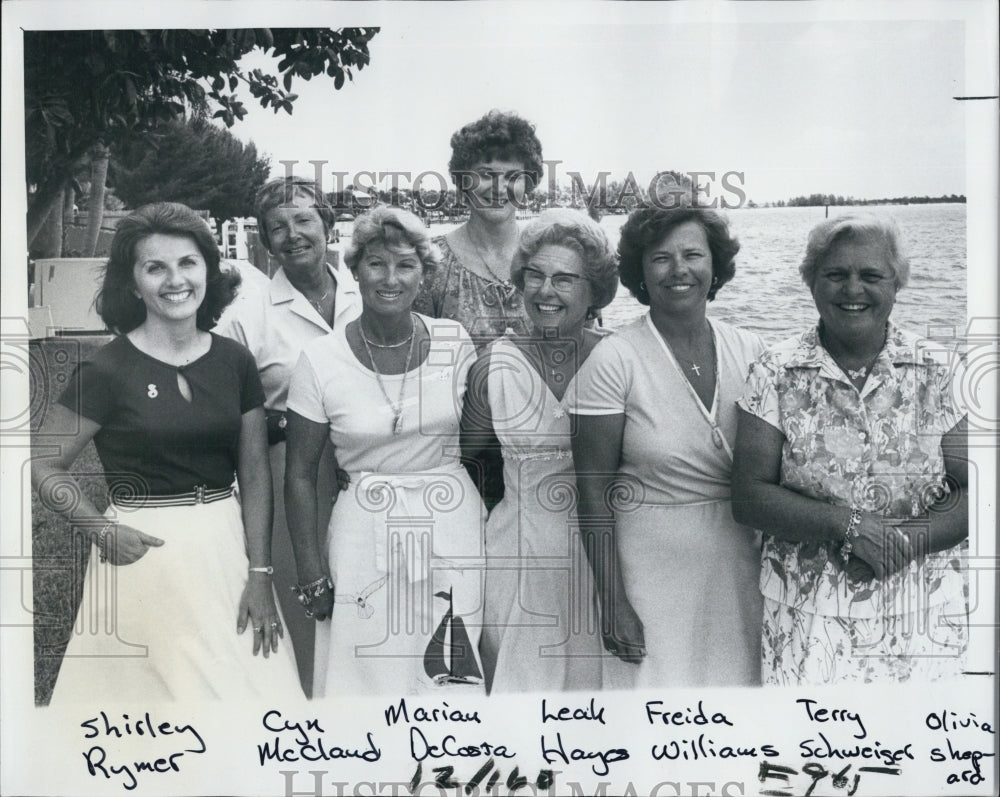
[24,27,379,242]
[112,117,271,226]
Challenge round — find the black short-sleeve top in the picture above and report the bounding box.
[57,334,265,497]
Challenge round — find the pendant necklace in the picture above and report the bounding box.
[465,227,516,309]
[305,277,332,317]
[658,320,725,450]
[819,323,886,386]
[360,314,416,435]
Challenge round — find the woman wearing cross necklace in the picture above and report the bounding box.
[285,206,486,696]
[569,206,766,688]
[732,214,968,684]
[217,176,361,696]
[461,209,619,693]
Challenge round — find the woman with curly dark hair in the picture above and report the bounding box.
[569,206,766,688]
[32,202,301,702]
[413,110,544,511]
[414,109,544,345]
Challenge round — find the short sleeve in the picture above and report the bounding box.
[286,350,328,424]
[737,352,782,431]
[567,337,629,415]
[56,354,118,426]
[237,346,266,413]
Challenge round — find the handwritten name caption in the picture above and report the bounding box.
[259,710,381,764]
[80,710,206,791]
[541,697,627,776]
[927,708,995,787]
[384,698,512,763]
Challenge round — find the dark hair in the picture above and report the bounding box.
[96,202,239,334]
[617,207,739,305]
[511,209,619,314]
[254,176,335,252]
[448,109,544,192]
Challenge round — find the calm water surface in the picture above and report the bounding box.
[598,203,966,343]
[411,203,965,344]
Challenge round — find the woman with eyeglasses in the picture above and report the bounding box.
[462,209,618,693]
[569,206,766,688]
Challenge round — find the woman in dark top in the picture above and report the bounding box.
[32,202,301,702]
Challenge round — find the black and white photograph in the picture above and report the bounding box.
[1,1,997,795]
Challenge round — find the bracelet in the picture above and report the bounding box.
[840,508,862,564]
[96,523,115,564]
[293,577,333,616]
[249,566,274,575]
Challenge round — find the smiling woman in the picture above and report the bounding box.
[284,206,487,697]
[31,202,303,702]
[569,205,767,689]
[732,214,969,685]
[413,109,545,344]
[215,176,362,696]
[461,209,619,694]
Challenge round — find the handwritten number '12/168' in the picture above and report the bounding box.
[410,760,553,794]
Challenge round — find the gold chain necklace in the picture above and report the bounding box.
[359,314,417,435]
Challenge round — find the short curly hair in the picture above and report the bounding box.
[343,206,442,274]
[511,209,619,314]
[448,109,544,193]
[618,207,739,305]
[799,214,910,290]
[254,175,335,252]
[96,202,238,334]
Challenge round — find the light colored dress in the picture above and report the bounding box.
[570,314,766,688]
[479,338,603,693]
[738,322,968,684]
[287,315,486,696]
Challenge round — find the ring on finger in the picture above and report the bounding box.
[253,626,263,633]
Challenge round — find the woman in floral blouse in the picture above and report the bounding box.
[732,214,968,685]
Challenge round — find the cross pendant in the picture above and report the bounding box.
[690,362,701,376]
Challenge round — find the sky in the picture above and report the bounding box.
[221,14,968,204]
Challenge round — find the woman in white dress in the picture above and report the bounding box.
[462,209,619,693]
[285,207,485,696]
[570,206,766,688]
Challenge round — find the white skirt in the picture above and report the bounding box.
[313,467,487,698]
[50,495,302,703]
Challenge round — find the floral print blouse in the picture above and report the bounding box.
[738,323,966,619]
[412,235,529,350]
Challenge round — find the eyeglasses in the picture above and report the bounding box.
[521,267,586,293]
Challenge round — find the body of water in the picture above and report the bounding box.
[598,203,967,343]
[350,203,966,345]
